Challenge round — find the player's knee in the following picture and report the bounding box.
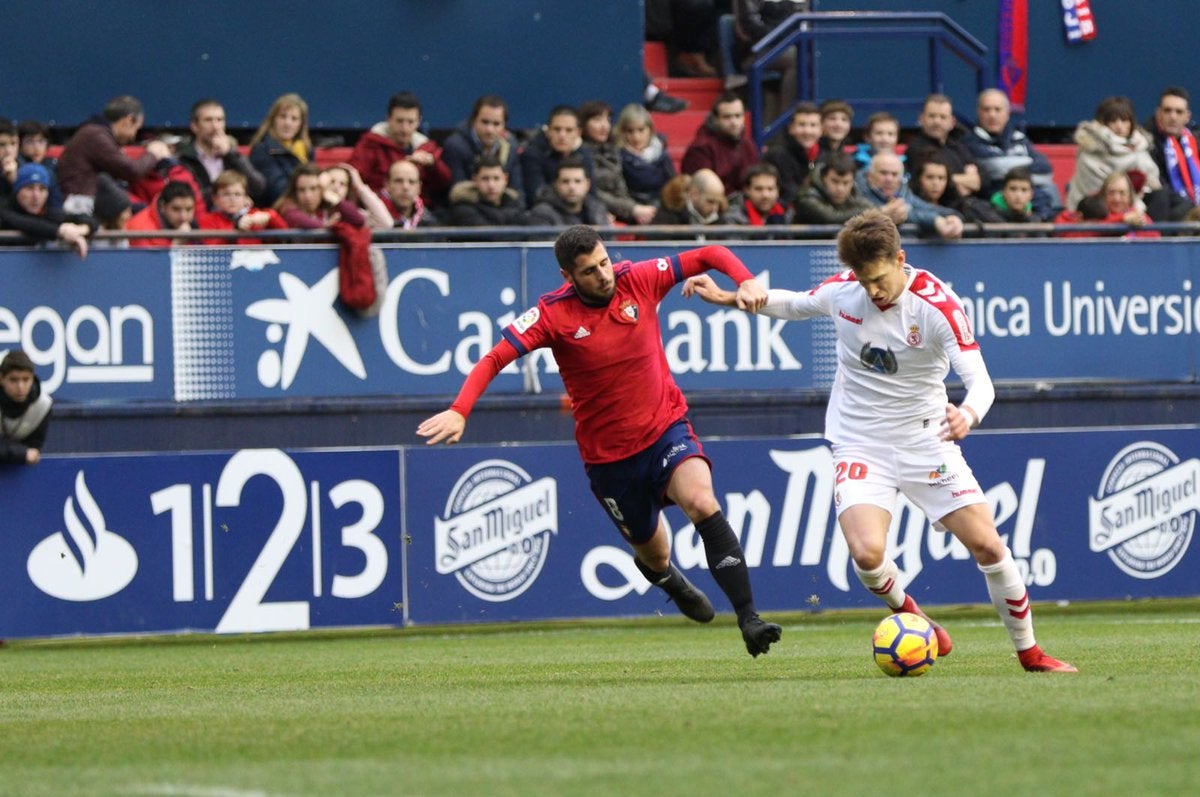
[971,539,1008,566]
[639,550,670,572]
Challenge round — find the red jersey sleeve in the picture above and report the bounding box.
[449,337,520,418]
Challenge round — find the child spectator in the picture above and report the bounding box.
[127,180,198,247]
[616,103,675,207]
[854,111,904,169]
[791,152,873,225]
[198,169,288,245]
[249,93,312,206]
[0,163,95,257]
[1,350,51,466]
[726,163,792,226]
[17,119,64,209]
[818,99,854,160]
[989,167,1039,223]
[763,102,822,206]
[446,154,530,227]
[381,160,439,229]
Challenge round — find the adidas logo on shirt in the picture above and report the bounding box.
[574,326,591,339]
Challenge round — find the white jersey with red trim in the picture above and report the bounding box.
[763,265,994,445]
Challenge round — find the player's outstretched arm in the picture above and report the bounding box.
[417,409,466,445]
[682,274,738,306]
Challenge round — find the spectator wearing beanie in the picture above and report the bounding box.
[0,163,97,257]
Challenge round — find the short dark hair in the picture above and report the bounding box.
[470,95,508,124]
[554,156,588,180]
[547,105,579,126]
[837,209,900,270]
[17,119,49,140]
[554,225,602,271]
[819,99,854,120]
[823,152,857,177]
[471,153,503,175]
[159,181,195,204]
[791,102,820,120]
[713,91,743,112]
[190,98,223,121]
[0,117,16,138]
[1002,167,1033,187]
[743,162,779,188]
[0,349,35,376]
[1160,86,1190,106]
[388,91,421,115]
[103,95,144,123]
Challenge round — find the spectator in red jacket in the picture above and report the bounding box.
[349,92,451,208]
[680,92,760,197]
[198,170,288,245]
[127,181,198,247]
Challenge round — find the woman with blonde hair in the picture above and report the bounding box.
[249,93,312,205]
[616,103,675,207]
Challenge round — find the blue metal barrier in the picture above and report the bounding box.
[747,11,992,146]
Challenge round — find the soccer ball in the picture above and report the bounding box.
[872,612,938,677]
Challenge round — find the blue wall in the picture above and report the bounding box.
[4,1,1197,132]
[1,1,644,131]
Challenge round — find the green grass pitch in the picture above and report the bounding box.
[2,599,1198,797]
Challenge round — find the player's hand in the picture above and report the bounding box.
[735,277,768,312]
[25,447,40,465]
[417,409,466,445]
[938,402,975,441]
[681,274,735,306]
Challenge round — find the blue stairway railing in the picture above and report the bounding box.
[747,11,992,146]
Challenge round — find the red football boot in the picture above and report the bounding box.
[1019,644,1078,673]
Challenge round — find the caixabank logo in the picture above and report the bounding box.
[434,459,558,602]
[1088,442,1199,579]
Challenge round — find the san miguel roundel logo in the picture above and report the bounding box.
[434,459,559,601]
[1088,442,1199,579]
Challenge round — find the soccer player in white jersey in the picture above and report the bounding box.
[683,209,1076,672]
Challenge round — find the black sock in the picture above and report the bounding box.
[634,556,671,586]
[695,511,756,619]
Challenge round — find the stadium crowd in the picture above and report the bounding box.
[2,80,1200,255]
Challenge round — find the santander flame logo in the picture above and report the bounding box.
[27,471,138,601]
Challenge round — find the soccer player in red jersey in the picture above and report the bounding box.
[684,210,1076,673]
[418,225,783,656]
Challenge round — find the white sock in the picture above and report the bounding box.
[853,559,906,610]
[979,550,1036,651]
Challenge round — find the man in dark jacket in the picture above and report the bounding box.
[904,93,982,199]
[1,350,51,466]
[519,106,595,207]
[528,158,610,227]
[176,99,266,209]
[446,154,530,227]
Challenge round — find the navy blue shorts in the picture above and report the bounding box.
[584,418,710,544]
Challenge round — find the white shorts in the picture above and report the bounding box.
[831,439,987,526]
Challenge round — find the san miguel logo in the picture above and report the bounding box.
[434,459,558,601]
[1088,442,1199,579]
